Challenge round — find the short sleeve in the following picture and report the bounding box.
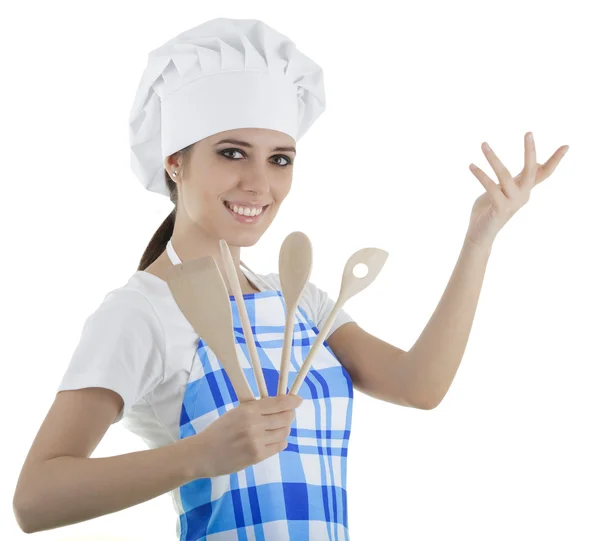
[301,280,355,340]
[56,288,166,424]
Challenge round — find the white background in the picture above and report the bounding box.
[2,0,598,539]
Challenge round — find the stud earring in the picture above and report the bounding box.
[172,170,178,176]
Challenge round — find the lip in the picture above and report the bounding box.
[224,200,270,208]
[223,200,270,224]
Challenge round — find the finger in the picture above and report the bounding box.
[259,394,302,414]
[481,142,518,198]
[263,425,292,445]
[521,132,537,191]
[263,409,295,430]
[468,164,506,206]
[539,145,570,180]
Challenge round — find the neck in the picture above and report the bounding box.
[169,222,253,294]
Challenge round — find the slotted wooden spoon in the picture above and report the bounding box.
[277,232,313,396]
[288,247,389,396]
[220,239,269,399]
[165,256,255,403]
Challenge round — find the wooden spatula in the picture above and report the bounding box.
[276,232,313,396]
[288,247,389,396]
[219,239,269,399]
[165,256,255,403]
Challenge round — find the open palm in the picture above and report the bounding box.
[466,132,569,248]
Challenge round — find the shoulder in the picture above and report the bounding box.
[97,277,158,315]
[84,275,166,342]
[121,271,172,310]
[253,270,327,318]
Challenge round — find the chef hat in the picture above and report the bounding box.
[128,17,326,197]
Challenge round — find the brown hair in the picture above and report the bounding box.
[137,143,195,271]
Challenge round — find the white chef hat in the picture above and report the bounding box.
[128,17,326,197]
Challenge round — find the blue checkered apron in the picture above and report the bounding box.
[167,240,354,541]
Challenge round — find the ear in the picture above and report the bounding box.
[163,154,182,174]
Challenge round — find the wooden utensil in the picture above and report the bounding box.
[165,256,255,403]
[288,247,389,396]
[219,239,269,399]
[276,232,313,396]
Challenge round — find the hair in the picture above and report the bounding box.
[137,142,195,271]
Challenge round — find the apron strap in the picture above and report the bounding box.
[167,238,269,292]
[240,260,271,292]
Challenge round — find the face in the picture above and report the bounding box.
[166,128,295,247]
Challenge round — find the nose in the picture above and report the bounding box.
[239,169,271,198]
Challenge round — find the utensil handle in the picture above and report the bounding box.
[238,308,269,398]
[277,309,296,395]
[220,240,269,398]
[289,246,387,394]
[288,299,342,395]
[229,362,256,403]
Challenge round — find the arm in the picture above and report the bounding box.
[329,134,564,410]
[327,235,491,410]
[399,236,491,408]
[13,388,206,534]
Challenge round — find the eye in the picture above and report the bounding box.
[272,154,293,167]
[219,148,293,167]
[220,148,244,160]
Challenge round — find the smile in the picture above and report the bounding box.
[223,201,270,224]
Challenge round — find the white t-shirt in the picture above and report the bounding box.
[56,265,355,452]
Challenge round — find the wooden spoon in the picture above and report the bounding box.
[219,239,269,398]
[165,256,255,403]
[276,232,313,396]
[288,247,389,396]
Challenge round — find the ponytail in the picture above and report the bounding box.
[137,143,193,270]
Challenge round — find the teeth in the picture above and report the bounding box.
[226,202,264,217]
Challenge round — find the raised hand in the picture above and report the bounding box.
[466,132,569,249]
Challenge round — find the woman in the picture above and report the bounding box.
[12,17,568,540]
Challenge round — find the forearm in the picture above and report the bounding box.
[14,434,204,533]
[403,235,492,408]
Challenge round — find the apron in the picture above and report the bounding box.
[166,239,354,541]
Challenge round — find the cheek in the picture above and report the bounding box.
[274,179,293,201]
[180,182,214,222]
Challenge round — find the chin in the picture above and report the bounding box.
[228,229,267,248]
[236,238,261,248]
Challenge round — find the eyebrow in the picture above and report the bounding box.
[212,138,296,154]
